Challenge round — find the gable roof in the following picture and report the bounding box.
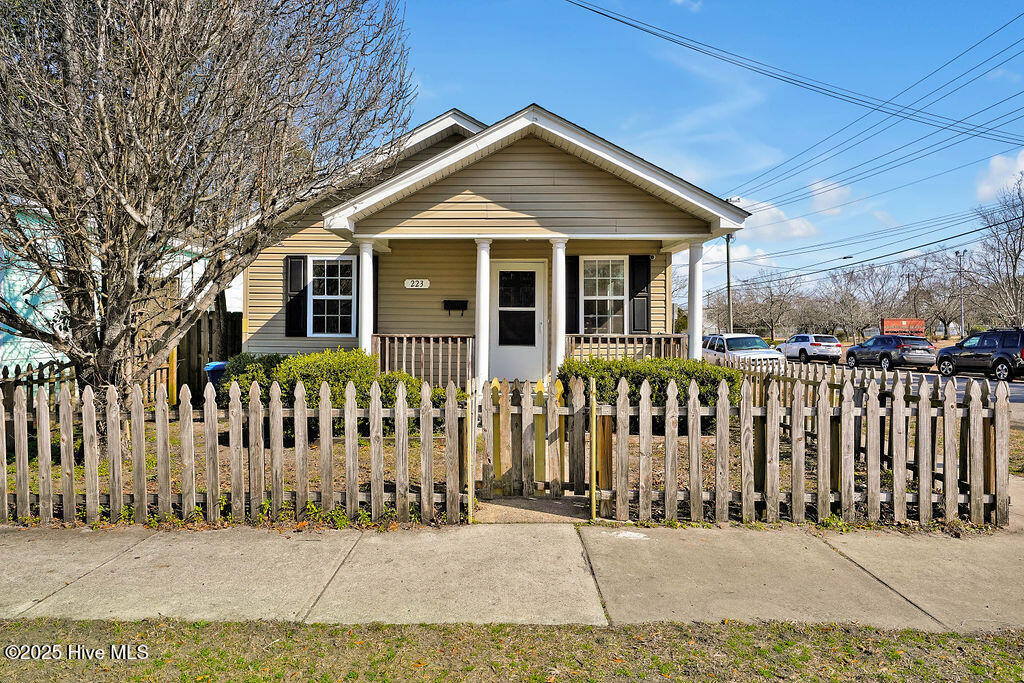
[323,104,749,238]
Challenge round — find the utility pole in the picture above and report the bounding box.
[725,233,734,333]
[955,250,965,339]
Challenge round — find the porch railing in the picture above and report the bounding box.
[565,334,689,362]
[372,334,474,387]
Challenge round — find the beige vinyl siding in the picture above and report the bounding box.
[245,237,671,355]
[355,136,708,237]
[243,225,358,354]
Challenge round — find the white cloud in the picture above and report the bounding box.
[977,150,1024,201]
[986,67,1021,84]
[809,180,852,215]
[734,197,818,241]
[873,210,898,228]
[672,0,702,11]
[619,55,784,185]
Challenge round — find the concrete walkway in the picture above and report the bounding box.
[2,513,1023,631]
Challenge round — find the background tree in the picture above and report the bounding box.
[744,270,799,341]
[969,174,1024,328]
[0,0,414,391]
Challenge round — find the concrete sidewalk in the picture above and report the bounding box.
[2,516,1023,632]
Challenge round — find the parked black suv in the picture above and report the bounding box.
[845,335,937,371]
[936,328,1024,381]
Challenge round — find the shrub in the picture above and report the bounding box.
[557,356,743,408]
[216,348,466,431]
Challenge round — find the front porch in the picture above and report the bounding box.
[359,237,704,386]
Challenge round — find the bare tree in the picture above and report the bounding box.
[743,270,799,340]
[0,0,413,391]
[969,174,1024,328]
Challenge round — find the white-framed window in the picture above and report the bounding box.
[307,255,356,336]
[580,256,628,334]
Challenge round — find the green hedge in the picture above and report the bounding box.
[217,348,465,414]
[557,356,743,407]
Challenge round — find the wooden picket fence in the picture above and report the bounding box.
[0,359,1012,527]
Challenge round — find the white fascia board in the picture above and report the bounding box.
[344,232,711,241]
[323,105,749,231]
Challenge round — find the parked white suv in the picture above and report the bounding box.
[777,334,842,364]
[702,333,785,362]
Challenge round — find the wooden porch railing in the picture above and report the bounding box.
[565,334,689,362]
[373,334,474,387]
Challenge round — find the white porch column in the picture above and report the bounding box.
[687,242,704,360]
[358,241,374,354]
[475,239,492,386]
[550,238,567,375]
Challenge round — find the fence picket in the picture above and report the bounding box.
[521,381,535,497]
[891,379,907,523]
[499,379,512,495]
[228,382,244,520]
[664,380,679,522]
[942,380,959,521]
[319,382,333,513]
[0,392,6,521]
[445,382,459,524]
[715,380,729,523]
[510,382,523,496]
[269,383,284,522]
[791,380,806,524]
[740,380,754,523]
[686,379,702,523]
[638,380,652,522]
[177,385,195,519]
[420,382,434,521]
[765,380,780,523]
[839,381,855,522]
[615,377,629,521]
[395,381,410,523]
[370,381,384,521]
[35,388,52,523]
[106,386,123,521]
[131,384,147,523]
[571,378,586,496]
[481,378,494,500]
[294,382,308,520]
[203,383,220,521]
[865,380,881,522]
[82,386,99,523]
[14,387,28,520]
[917,378,935,524]
[967,381,984,524]
[994,381,1010,526]
[58,385,75,522]
[248,383,264,520]
[345,382,357,519]
[548,381,562,499]
[155,384,171,517]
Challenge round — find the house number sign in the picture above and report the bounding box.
[404,278,430,289]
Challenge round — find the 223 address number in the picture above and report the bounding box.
[403,279,430,289]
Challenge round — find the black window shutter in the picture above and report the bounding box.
[565,255,579,334]
[629,254,651,334]
[284,256,307,337]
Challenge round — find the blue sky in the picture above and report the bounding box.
[403,0,1024,298]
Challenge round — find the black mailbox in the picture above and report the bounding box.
[443,299,468,315]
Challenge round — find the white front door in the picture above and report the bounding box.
[489,260,547,380]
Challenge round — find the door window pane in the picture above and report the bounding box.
[498,271,535,308]
[498,310,535,346]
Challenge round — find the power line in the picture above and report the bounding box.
[743,93,1024,213]
[564,0,1024,145]
[704,214,1024,295]
[730,14,1024,197]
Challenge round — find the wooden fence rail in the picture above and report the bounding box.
[0,358,1011,527]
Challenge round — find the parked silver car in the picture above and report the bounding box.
[845,335,936,371]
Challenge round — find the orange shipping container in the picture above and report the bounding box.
[881,318,926,336]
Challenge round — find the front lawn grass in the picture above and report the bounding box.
[0,619,1021,681]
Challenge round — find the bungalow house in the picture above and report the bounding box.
[242,104,748,385]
